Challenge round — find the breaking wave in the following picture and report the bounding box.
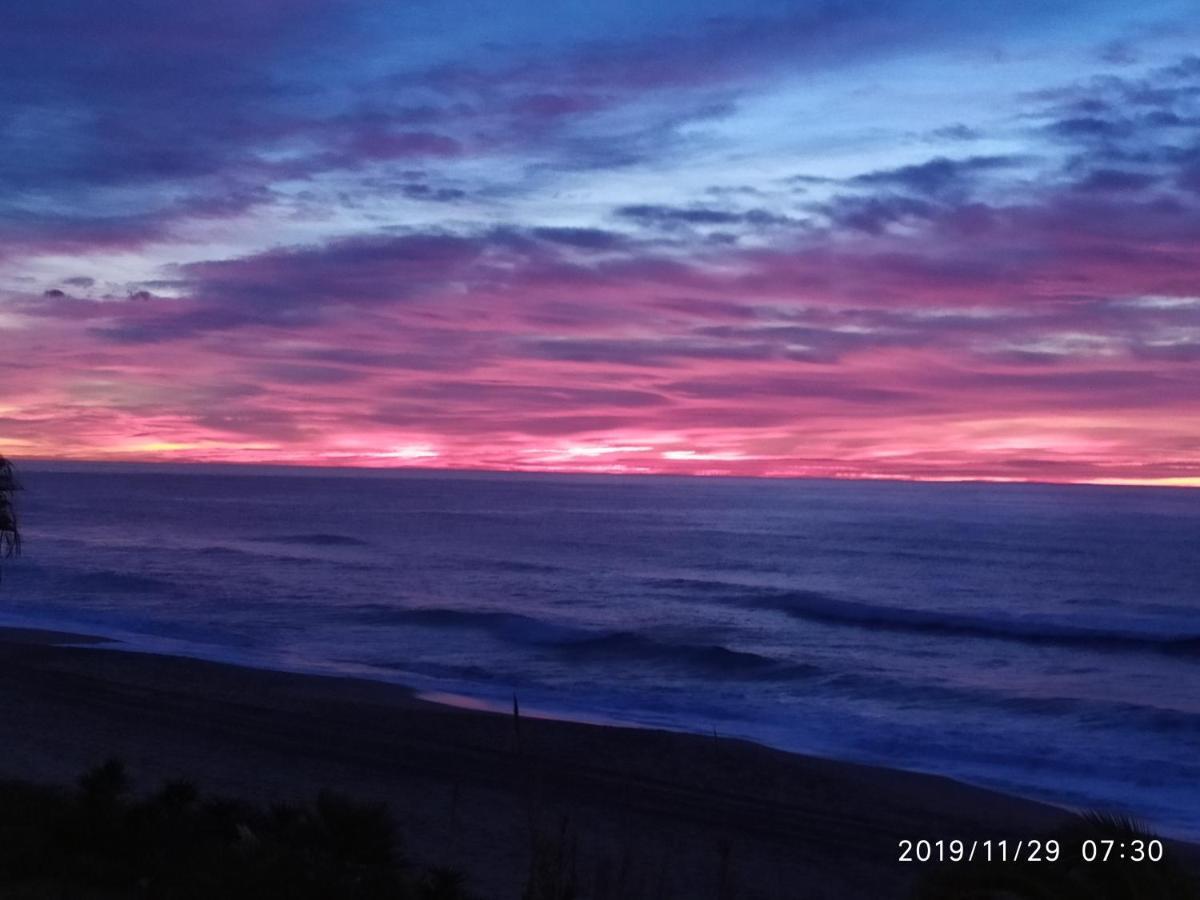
[248,533,370,547]
[740,590,1200,657]
[352,605,819,679]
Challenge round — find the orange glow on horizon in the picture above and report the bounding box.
[10,438,1199,488]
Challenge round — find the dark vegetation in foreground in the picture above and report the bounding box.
[0,760,470,899]
[0,759,1196,900]
[0,454,20,565]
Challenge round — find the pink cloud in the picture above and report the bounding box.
[3,45,1200,485]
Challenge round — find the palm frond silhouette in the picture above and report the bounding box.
[0,455,20,563]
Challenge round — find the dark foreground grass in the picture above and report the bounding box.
[0,760,470,900]
[0,759,1195,899]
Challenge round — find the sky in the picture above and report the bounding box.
[1,1,1199,484]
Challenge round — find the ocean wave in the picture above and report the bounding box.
[247,533,370,547]
[351,604,819,679]
[823,670,1200,739]
[64,570,180,594]
[645,576,757,594]
[351,605,583,645]
[742,590,1200,657]
[197,545,328,566]
[477,559,563,575]
[563,632,821,679]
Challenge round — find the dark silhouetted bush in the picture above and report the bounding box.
[0,762,473,900]
[0,455,21,571]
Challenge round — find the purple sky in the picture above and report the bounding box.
[2,1,1199,483]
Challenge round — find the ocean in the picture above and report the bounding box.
[3,466,1198,836]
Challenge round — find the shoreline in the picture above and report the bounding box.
[4,618,1192,839]
[1,625,1195,898]
[0,620,1126,825]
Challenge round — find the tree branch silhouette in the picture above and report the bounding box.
[0,456,21,568]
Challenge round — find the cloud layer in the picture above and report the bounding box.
[2,1,1198,484]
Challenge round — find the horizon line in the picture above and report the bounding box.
[9,456,1199,491]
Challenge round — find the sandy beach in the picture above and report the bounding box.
[4,627,1186,898]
